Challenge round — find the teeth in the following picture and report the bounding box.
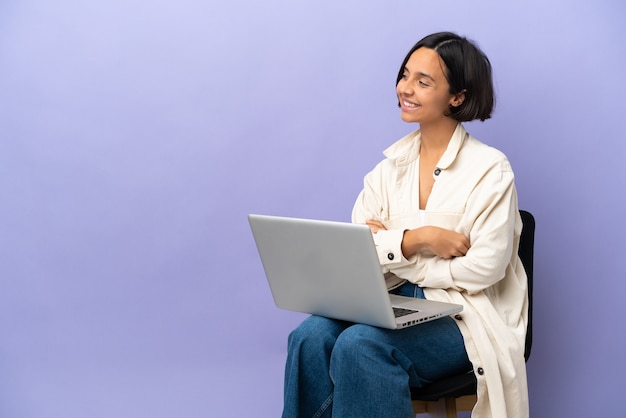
[403,101,418,107]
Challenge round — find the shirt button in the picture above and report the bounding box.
[434,168,441,176]
[454,314,462,321]
[387,253,395,260]
[477,367,484,375]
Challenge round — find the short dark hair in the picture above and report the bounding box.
[396,32,495,122]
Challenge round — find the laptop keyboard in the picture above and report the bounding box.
[393,307,419,318]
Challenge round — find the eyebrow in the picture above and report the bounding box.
[418,71,435,82]
[403,67,436,82]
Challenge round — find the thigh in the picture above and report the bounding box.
[399,316,471,382]
[289,315,352,341]
[390,283,470,377]
[287,315,354,357]
[341,317,471,385]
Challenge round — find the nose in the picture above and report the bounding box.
[396,78,413,97]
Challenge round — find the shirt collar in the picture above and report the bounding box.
[383,123,468,169]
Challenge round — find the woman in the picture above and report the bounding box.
[283,32,529,418]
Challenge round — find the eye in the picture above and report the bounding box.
[418,80,430,87]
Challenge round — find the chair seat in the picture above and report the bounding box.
[410,371,476,401]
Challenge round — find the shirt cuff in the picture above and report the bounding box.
[372,229,411,267]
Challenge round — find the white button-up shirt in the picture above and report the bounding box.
[352,123,529,418]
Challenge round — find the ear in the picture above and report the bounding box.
[450,89,466,107]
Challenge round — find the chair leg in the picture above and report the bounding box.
[444,398,457,418]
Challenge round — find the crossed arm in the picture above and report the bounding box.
[365,220,470,260]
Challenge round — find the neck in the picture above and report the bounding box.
[419,119,458,155]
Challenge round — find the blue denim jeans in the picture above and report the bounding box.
[282,282,471,418]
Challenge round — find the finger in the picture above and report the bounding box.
[366,220,386,230]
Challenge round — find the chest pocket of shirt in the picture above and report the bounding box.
[384,212,423,231]
[421,211,464,233]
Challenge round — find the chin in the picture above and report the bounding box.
[400,113,419,124]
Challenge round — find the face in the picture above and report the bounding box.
[396,47,463,125]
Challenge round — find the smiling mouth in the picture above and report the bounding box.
[402,100,419,109]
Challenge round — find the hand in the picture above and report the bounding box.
[402,226,470,259]
[365,219,387,233]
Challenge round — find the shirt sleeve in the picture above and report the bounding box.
[351,163,415,270]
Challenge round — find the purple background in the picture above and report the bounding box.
[1,0,625,417]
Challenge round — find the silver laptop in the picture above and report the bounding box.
[248,214,462,329]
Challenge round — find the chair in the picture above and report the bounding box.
[411,210,535,417]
